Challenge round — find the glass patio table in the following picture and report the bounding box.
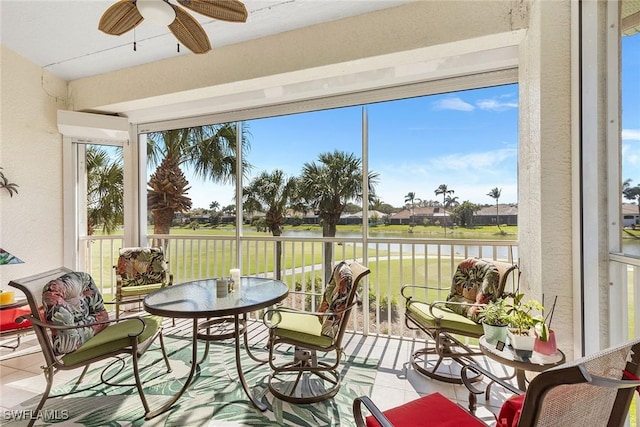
[143,277,288,418]
[479,335,565,391]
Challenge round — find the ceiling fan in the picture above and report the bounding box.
[98,0,248,54]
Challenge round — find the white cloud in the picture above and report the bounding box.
[622,143,640,167]
[432,97,475,111]
[622,128,640,141]
[476,99,519,111]
[426,148,517,172]
[374,147,518,206]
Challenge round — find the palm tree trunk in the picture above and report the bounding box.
[322,219,338,283]
[152,208,173,249]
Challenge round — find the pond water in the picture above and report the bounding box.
[282,229,518,259]
[281,229,640,258]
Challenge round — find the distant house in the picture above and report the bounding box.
[340,210,386,225]
[389,207,449,225]
[475,204,518,226]
[622,203,640,227]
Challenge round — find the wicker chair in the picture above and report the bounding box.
[114,246,173,319]
[9,267,172,427]
[401,258,518,383]
[353,337,640,427]
[263,260,370,403]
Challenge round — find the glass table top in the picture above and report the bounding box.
[143,277,289,318]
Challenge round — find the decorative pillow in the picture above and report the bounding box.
[496,393,525,427]
[317,261,353,338]
[116,247,167,287]
[446,258,500,321]
[43,272,109,355]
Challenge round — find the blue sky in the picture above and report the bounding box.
[184,33,639,211]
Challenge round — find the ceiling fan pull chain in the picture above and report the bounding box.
[133,28,137,52]
[177,43,180,53]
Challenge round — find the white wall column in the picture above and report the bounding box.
[518,0,575,357]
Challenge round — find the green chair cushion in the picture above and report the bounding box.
[62,315,161,365]
[272,310,334,348]
[120,283,165,298]
[406,301,483,336]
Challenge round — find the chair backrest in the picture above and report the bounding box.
[42,271,109,355]
[115,246,168,287]
[447,258,518,318]
[317,260,370,346]
[8,267,74,366]
[518,337,640,427]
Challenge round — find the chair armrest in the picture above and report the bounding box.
[580,364,640,390]
[461,363,523,413]
[263,307,302,329]
[352,396,393,427]
[400,284,449,300]
[19,314,147,337]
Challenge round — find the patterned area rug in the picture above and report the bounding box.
[8,326,377,426]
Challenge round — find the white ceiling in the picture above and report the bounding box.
[0,0,413,81]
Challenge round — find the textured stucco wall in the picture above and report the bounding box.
[518,0,574,357]
[0,45,68,287]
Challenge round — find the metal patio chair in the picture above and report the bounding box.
[353,337,640,427]
[263,260,370,403]
[9,267,172,426]
[402,257,519,383]
[114,246,173,319]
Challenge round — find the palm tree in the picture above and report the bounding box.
[434,184,454,234]
[404,191,421,229]
[86,146,123,235]
[299,150,379,281]
[487,187,502,232]
[243,169,298,279]
[452,200,480,227]
[444,195,459,209]
[623,179,640,216]
[146,123,251,237]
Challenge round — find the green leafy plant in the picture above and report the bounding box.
[477,298,509,326]
[506,294,545,337]
[0,167,19,197]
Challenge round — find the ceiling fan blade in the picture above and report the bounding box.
[176,0,247,23]
[98,0,143,36]
[168,4,212,54]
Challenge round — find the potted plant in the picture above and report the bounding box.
[533,295,558,355]
[477,298,509,345]
[505,294,545,351]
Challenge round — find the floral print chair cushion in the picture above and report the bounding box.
[116,247,168,287]
[317,261,354,338]
[446,257,500,321]
[43,272,109,355]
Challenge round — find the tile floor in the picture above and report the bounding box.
[0,319,515,426]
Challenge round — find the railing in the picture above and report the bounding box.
[80,233,517,337]
[79,234,637,426]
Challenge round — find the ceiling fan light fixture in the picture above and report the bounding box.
[137,0,176,26]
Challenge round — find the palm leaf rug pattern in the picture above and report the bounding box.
[8,326,377,426]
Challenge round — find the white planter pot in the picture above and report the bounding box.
[507,328,535,351]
